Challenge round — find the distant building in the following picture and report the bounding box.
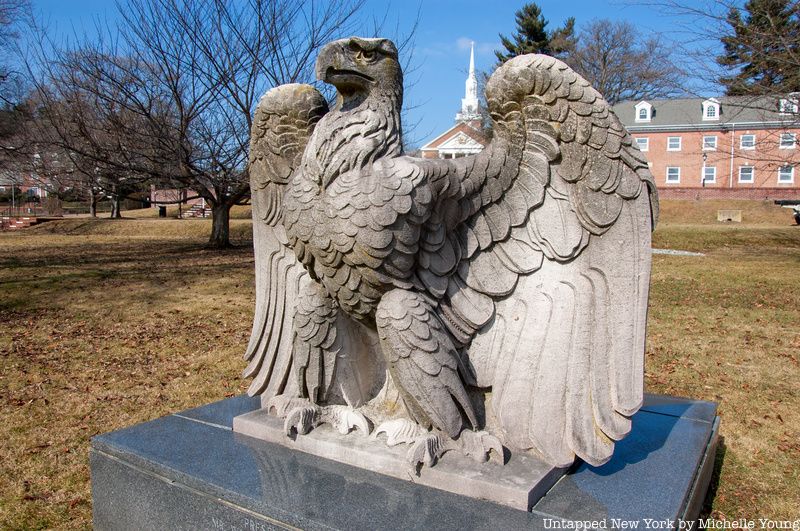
[613,96,800,200]
[422,50,800,201]
[0,172,48,201]
[420,43,488,159]
[149,185,208,217]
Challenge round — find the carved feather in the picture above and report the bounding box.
[246,84,337,402]
[416,53,657,466]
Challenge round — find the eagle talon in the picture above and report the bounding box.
[283,405,321,436]
[456,430,505,464]
[373,418,428,446]
[406,433,454,470]
[319,405,372,436]
[266,395,314,418]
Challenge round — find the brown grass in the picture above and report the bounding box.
[0,201,798,527]
[119,205,253,219]
[650,224,800,518]
[657,199,797,226]
[0,228,254,529]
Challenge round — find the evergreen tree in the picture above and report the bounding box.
[495,3,576,64]
[717,0,800,95]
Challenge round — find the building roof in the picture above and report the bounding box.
[612,96,799,132]
[420,121,488,151]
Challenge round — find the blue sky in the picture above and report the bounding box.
[392,1,697,146]
[30,0,710,148]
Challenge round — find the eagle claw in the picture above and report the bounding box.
[456,430,505,464]
[406,433,452,469]
[373,418,427,446]
[319,405,371,436]
[283,404,321,436]
[268,397,371,437]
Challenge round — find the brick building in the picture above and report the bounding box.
[612,96,800,200]
[420,43,488,159]
[419,48,800,201]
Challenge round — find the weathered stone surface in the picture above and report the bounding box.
[91,394,719,530]
[243,36,659,471]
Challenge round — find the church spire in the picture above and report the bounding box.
[456,41,480,123]
[469,41,475,78]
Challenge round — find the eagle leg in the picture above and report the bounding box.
[375,288,478,439]
[293,281,339,403]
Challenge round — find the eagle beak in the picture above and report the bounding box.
[315,38,376,91]
[315,40,344,82]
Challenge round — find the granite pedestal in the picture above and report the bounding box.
[90,394,719,530]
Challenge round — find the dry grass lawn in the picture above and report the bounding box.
[0,200,798,528]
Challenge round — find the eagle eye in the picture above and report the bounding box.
[355,49,377,63]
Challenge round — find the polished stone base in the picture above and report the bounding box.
[233,408,565,511]
[91,394,719,530]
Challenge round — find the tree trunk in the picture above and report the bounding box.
[208,202,232,248]
[110,194,122,218]
[89,189,97,217]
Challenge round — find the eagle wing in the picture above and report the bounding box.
[411,55,658,467]
[243,84,328,399]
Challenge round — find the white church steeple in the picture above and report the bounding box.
[456,42,481,122]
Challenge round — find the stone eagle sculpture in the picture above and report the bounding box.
[243,37,658,469]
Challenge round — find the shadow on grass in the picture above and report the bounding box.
[0,239,253,271]
[0,238,257,314]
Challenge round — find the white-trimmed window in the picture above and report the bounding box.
[778,165,795,184]
[702,98,720,121]
[779,133,796,149]
[779,95,799,114]
[703,166,717,184]
[703,135,717,150]
[740,134,756,150]
[666,167,680,183]
[738,166,754,183]
[635,101,652,122]
[635,137,649,151]
[667,136,682,151]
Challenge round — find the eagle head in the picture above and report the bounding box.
[316,37,402,107]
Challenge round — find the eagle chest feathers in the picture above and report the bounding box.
[283,110,432,321]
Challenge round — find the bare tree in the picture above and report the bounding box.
[0,0,28,106]
[0,0,30,173]
[26,0,373,247]
[566,19,684,105]
[642,0,800,167]
[21,56,164,218]
[646,1,800,101]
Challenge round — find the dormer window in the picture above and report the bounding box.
[779,93,799,114]
[702,98,720,121]
[634,101,652,122]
